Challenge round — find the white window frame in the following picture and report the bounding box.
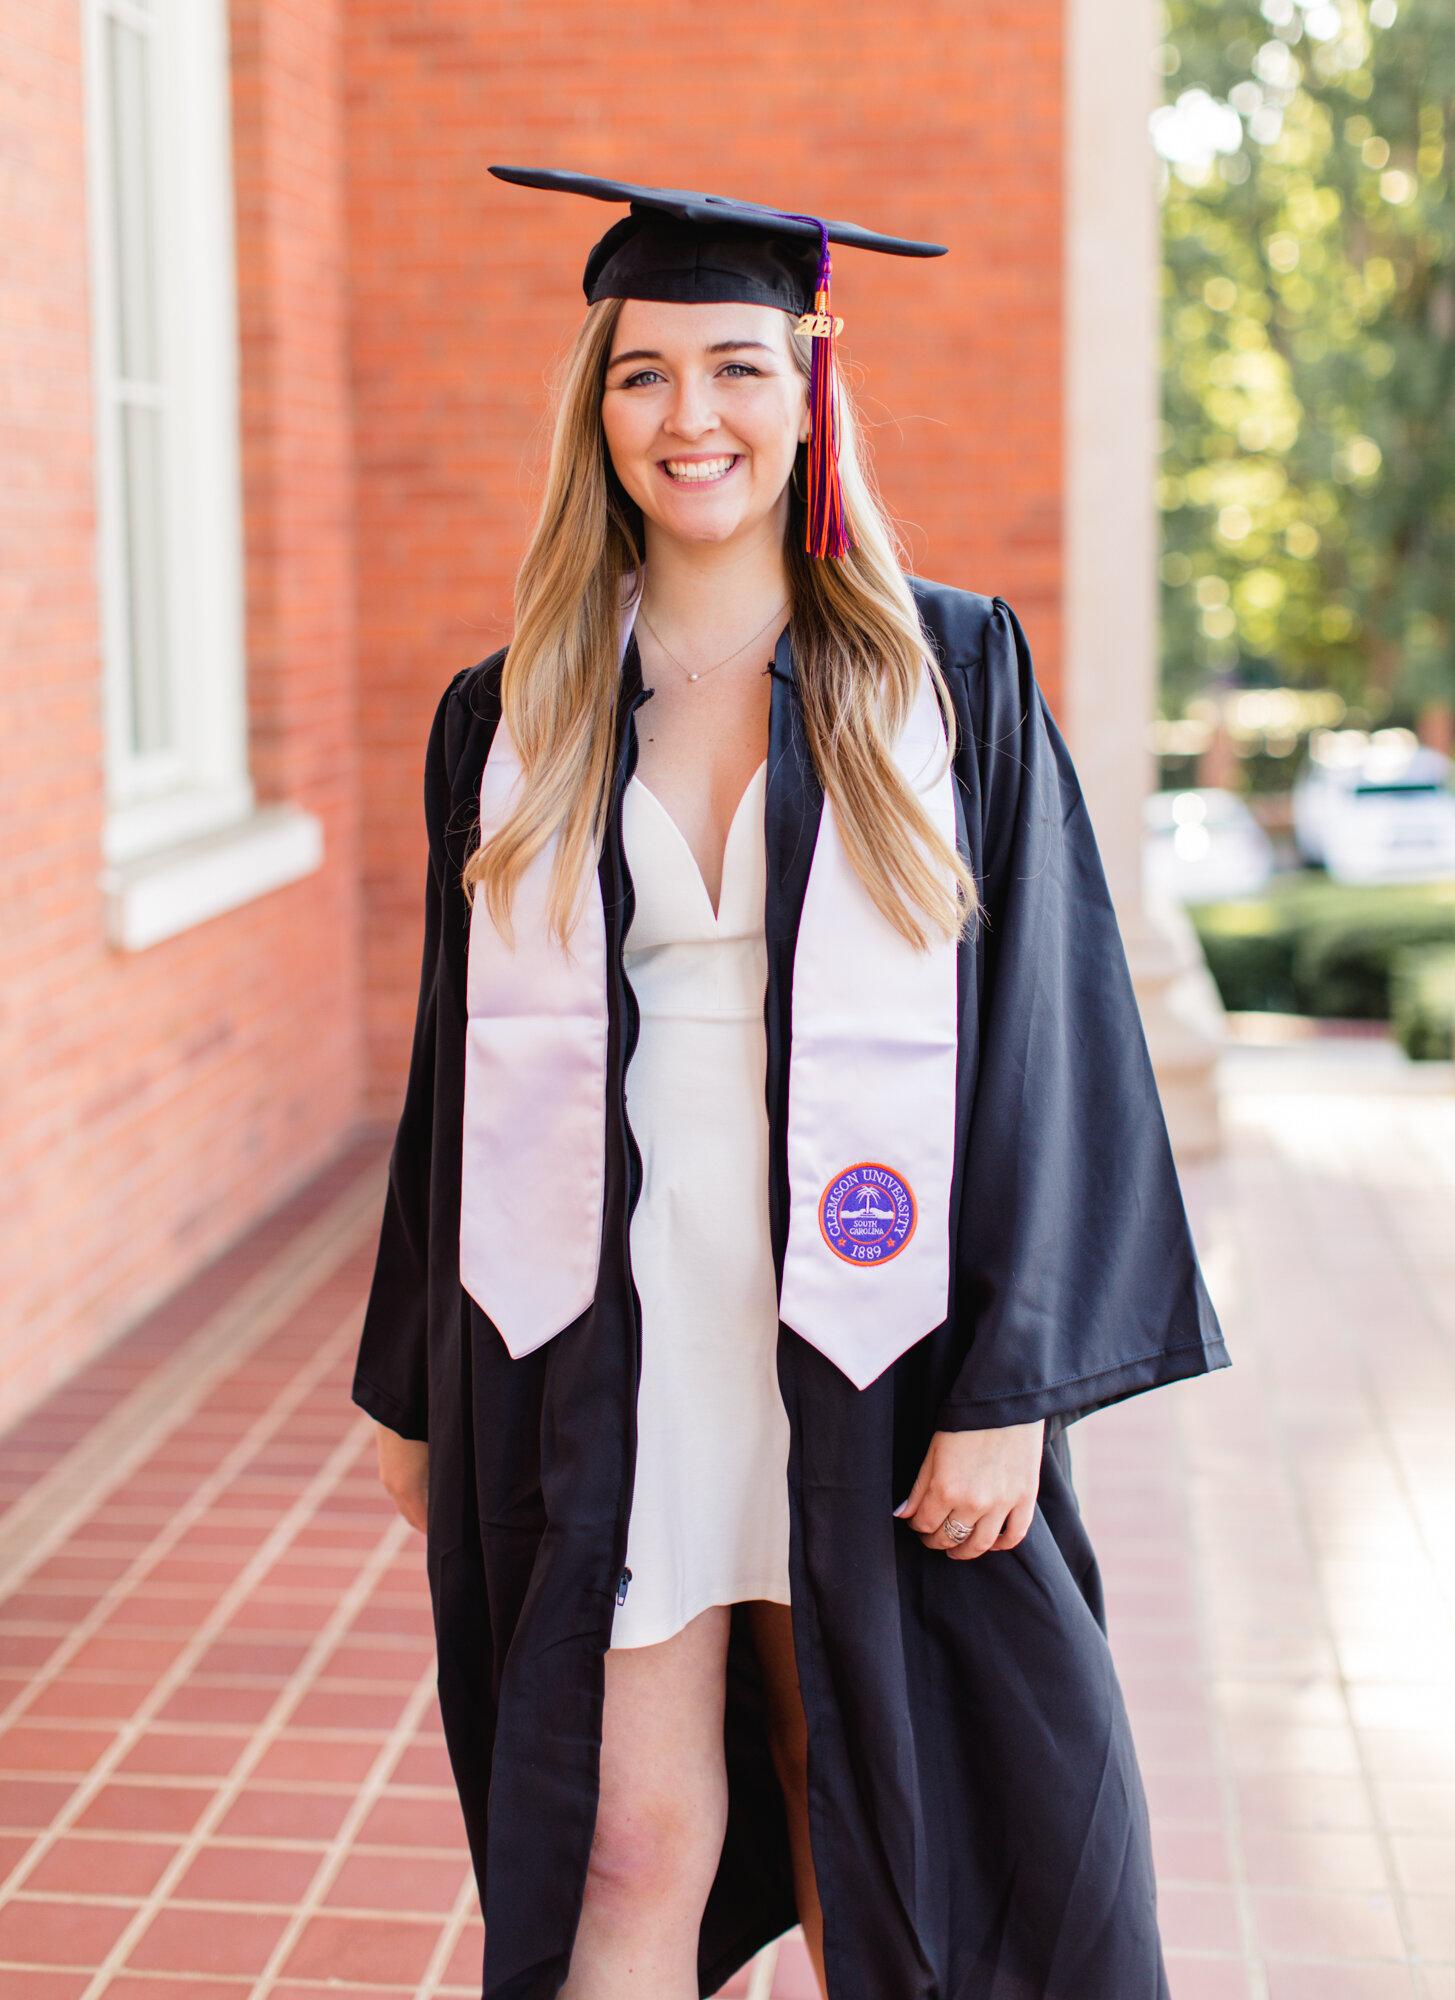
[85,0,251,860]
[82,0,322,945]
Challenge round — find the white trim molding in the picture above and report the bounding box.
[1063,0,1222,1157]
[101,806,325,953]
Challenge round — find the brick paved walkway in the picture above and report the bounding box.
[1,1048,1452,1999]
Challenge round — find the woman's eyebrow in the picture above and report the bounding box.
[606,340,776,367]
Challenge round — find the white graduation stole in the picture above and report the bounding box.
[460,668,959,1389]
[459,722,610,1355]
[777,671,958,1385]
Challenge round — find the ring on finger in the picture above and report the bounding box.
[943,1517,972,1545]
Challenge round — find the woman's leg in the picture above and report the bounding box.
[562,1604,732,2000]
[747,1601,827,1999]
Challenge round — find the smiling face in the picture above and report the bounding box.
[600,299,810,554]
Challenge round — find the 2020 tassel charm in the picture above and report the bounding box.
[794,232,853,562]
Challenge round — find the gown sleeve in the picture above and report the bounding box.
[350,685,455,1442]
[935,600,1227,1433]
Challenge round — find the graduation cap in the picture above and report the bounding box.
[489,167,949,562]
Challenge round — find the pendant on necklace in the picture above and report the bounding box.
[689,672,699,681]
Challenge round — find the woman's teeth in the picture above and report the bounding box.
[663,456,736,483]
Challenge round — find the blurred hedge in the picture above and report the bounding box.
[1390,946,1455,1062]
[1189,879,1455,1030]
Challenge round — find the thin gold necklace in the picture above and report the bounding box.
[637,601,789,683]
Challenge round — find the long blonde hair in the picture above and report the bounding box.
[465,298,977,948]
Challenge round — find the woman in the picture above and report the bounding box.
[354,169,1227,2000]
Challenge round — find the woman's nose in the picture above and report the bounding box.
[664,375,718,439]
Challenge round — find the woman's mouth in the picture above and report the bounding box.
[659,455,738,485]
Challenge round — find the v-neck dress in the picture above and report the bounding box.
[612,761,792,1649]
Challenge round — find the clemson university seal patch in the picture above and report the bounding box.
[818,1163,917,1266]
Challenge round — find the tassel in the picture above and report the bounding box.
[794,231,853,561]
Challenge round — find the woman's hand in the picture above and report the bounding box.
[375,1423,429,1533]
[894,1421,1045,1559]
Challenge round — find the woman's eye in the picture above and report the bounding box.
[620,370,665,389]
[720,363,761,378]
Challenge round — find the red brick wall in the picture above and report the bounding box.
[345,0,1065,1114]
[0,0,364,1427]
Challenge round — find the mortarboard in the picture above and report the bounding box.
[488,167,949,561]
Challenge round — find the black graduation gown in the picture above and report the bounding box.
[352,581,1229,2000]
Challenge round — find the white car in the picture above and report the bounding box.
[1142,787,1274,904]
[1294,731,1455,884]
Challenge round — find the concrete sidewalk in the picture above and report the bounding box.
[1,1051,1452,1999]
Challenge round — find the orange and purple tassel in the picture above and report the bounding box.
[793,227,853,561]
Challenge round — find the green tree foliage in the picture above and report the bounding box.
[1158,0,1455,720]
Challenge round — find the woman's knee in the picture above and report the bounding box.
[589,1607,731,1916]
[587,1783,725,1909]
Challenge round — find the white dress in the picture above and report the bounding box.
[610,761,793,1650]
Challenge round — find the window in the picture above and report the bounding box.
[83,0,321,947]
